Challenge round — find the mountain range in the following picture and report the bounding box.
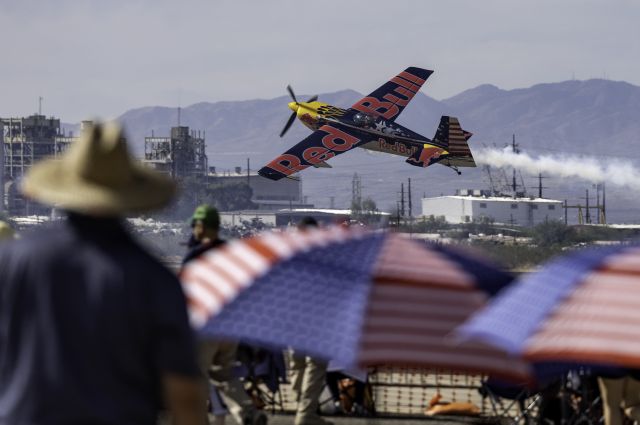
[66,78,640,223]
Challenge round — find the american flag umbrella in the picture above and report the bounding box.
[458,244,640,377]
[180,226,530,380]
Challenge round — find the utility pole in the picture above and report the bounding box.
[400,183,405,217]
[512,135,518,195]
[602,182,606,224]
[537,173,548,198]
[407,178,412,219]
[38,96,43,115]
[595,184,600,224]
[538,174,543,198]
[585,189,591,224]
[246,157,250,186]
[329,196,335,209]
[593,183,606,225]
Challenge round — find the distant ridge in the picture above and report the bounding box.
[68,79,640,222]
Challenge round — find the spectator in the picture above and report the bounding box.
[289,217,334,425]
[598,375,640,425]
[183,204,226,265]
[0,220,16,241]
[183,204,267,425]
[0,122,205,425]
[326,373,367,415]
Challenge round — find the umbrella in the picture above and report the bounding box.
[458,243,640,377]
[180,226,530,380]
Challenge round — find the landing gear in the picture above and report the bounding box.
[449,165,461,175]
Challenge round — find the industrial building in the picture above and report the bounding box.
[1,118,314,216]
[142,126,207,179]
[421,189,564,226]
[1,115,78,215]
[141,126,310,211]
[219,208,389,228]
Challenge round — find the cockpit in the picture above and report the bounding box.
[353,112,376,128]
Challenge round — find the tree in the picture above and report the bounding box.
[204,182,256,211]
[352,196,380,225]
[361,197,377,213]
[530,220,575,247]
[149,178,256,222]
[412,215,449,232]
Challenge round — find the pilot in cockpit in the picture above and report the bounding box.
[353,112,376,128]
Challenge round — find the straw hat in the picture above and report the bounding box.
[22,121,176,215]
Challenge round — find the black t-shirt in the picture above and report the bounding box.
[182,238,226,265]
[0,214,199,425]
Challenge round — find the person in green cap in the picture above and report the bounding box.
[182,204,267,425]
[0,220,16,242]
[182,204,225,265]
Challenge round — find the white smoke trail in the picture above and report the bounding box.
[474,148,640,190]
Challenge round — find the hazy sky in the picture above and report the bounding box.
[1,0,639,122]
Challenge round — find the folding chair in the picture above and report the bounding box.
[235,344,288,414]
[479,377,542,424]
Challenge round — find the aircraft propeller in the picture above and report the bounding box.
[279,85,318,137]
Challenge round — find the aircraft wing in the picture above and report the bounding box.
[350,67,433,122]
[259,123,368,180]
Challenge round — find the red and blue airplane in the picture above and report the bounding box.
[258,67,476,181]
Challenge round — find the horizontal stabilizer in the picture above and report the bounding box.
[406,144,449,168]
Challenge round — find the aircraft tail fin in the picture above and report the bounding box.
[433,116,476,168]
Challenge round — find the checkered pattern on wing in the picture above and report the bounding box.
[317,105,347,118]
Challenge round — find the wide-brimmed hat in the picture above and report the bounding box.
[22,121,176,215]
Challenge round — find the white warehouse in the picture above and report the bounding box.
[422,190,564,226]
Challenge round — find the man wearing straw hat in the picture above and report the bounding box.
[0,122,205,425]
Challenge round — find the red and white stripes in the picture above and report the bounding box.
[180,226,355,327]
[358,235,531,380]
[524,247,640,368]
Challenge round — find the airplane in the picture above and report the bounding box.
[258,67,476,181]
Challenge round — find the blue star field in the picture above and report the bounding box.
[199,233,386,367]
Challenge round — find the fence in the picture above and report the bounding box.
[260,367,530,421]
